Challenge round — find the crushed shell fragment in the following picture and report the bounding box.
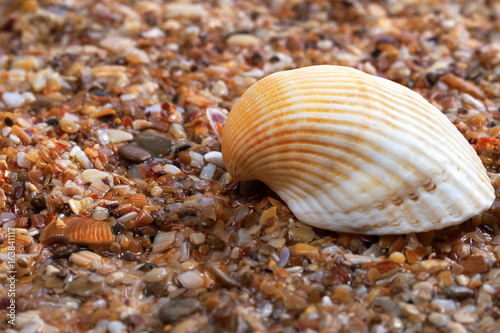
[39,217,115,245]
[222,65,495,234]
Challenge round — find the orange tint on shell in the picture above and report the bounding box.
[40,217,115,245]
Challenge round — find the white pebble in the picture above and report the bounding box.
[22,92,36,103]
[177,270,205,289]
[204,151,224,168]
[142,27,164,39]
[190,232,206,245]
[81,169,109,183]
[17,152,30,168]
[108,129,133,143]
[120,94,136,101]
[150,186,163,197]
[9,134,20,144]
[92,206,109,220]
[143,267,167,282]
[2,126,11,136]
[116,212,138,224]
[2,92,25,108]
[70,146,93,169]
[189,151,204,169]
[199,163,217,180]
[212,80,228,97]
[97,129,110,145]
[145,103,161,113]
[317,39,333,51]
[163,164,182,175]
[107,320,127,333]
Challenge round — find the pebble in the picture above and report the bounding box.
[288,226,315,243]
[443,286,474,301]
[143,267,167,282]
[236,228,253,246]
[190,232,206,245]
[59,113,81,133]
[189,151,204,168]
[452,310,478,324]
[211,80,228,97]
[431,299,458,313]
[2,92,25,107]
[164,3,207,19]
[65,275,105,297]
[118,144,152,163]
[399,302,426,323]
[81,169,109,183]
[17,152,31,168]
[445,321,467,333]
[70,146,93,169]
[317,39,333,51]
[428,312,450,327]
[108,129,134,143]
[291,243,318,256]
[164,164,182,175]
[204,151,224,168]
[227,34,262,48]
[268,238,286,249]
[199,163,216,180]
[159,298,200,323]
[135,129,173,157]
[108,321,127,333]
[177,270,205,289]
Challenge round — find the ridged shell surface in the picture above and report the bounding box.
[40,217,115,245]
[222,65,494,234]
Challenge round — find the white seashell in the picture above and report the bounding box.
[222,65,494,234]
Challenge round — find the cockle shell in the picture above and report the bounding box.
[40,217,115,245]
[222,65,494,234]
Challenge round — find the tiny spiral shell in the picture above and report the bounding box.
[222,65,494,234]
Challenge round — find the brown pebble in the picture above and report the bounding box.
[463,255,490,274]
[118,144,152,163]
[159,299,200,323]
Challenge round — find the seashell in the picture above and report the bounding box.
[222,65,494,234]
[40,217,115,245]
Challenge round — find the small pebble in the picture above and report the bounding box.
[236,229,253,246]
[190,232,206,245]
[428,312,450,327]
[118,144,152,163]
[2,92,25,107]
[291,243,318,256]
[159,298,200,323]
[227,34,261,47]
[65,275,105,297]
[317,39,333,51]
[212,80,228,97]
[164,164,182,175]
[199,163,216,180]
[59,113,80,133]
[135,129,173,157]
[108,129,134,143]
[143,267,167,282]
[108,321,127,333]
[288,226,315,243]
[204,151,224,168]
[445,321,467,333]
[389,251,406,264]
[150,186,163,197]
[81,169,109,183]
[177,270,205,289]
[164,3,207,18]
[17,152,31,168]
[443,286,474,301]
